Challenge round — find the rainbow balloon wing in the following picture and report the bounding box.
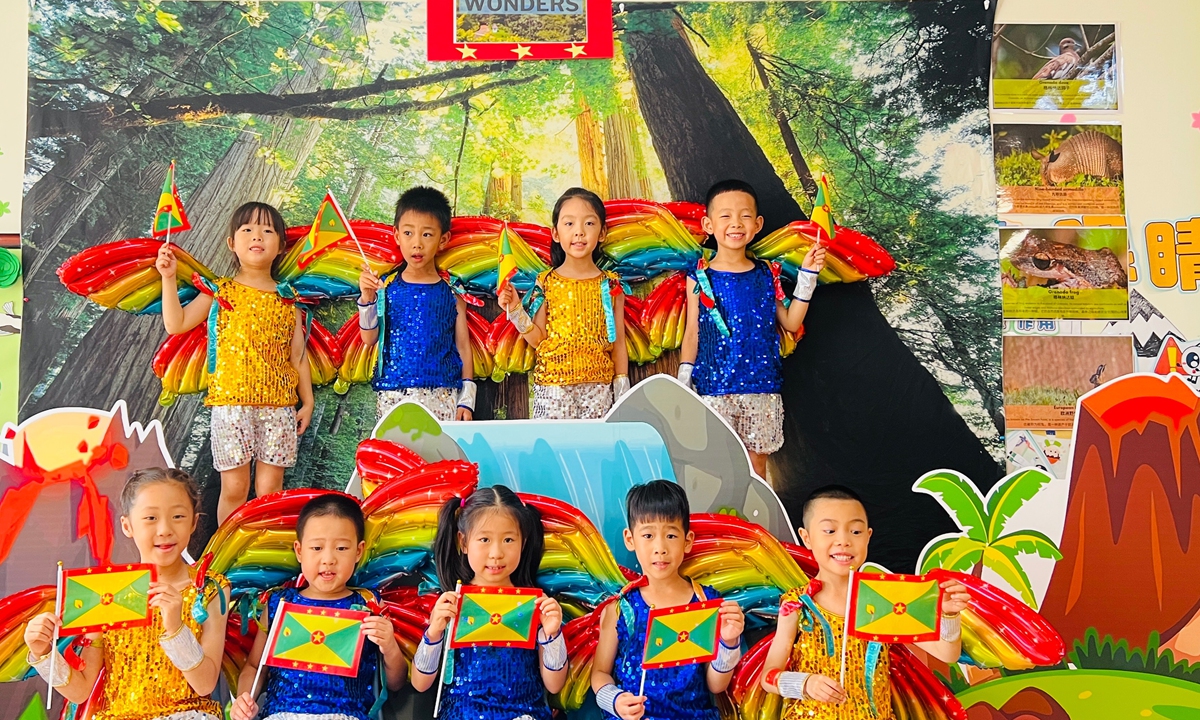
[486,312,535,382]
[437,216,551,298]
[641,272,687,357]
[305,316,343,388]
[0,586,57,683]
[519,494,626,615]
[466,306,496,382]
[276,220,403,301]
[58,238,215,314]
[332,313,377,394]
[622,295,657,365]
[749,221,895,286]
[601,199,705,285]
[355,439,428,498]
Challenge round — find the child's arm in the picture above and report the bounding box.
[759,601,845,704]
[156,244,212,334]
[677,277,700,386]
[498,282,547,348]
[290,309,314,435]
[22,614,103,705]
[149,580,229,696]
[912,579,970,663]
[706,599,744,693]
[535,595,568,694]
[363,614,408,692]
[454,297,475,421]
[357,265,383,346]
[232,605,271,720]
[776,244,826,333]
[590,603,645,720]
[410,589,459,693]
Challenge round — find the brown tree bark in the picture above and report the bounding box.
[604,106,653,199]
[575,97,608,199]
[747,41,818,202]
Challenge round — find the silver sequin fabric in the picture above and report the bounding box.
[210,405,298,471]
[702,392,785,454]
[531,383,612,420]
[376,387,457,421]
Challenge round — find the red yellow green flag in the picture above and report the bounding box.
[297,192,356,269]
[496,222,519,294]
[152,161,191,238]
[59,564,156,636]
[641,598,722,669]
[451,585,540,649]
[263,602,369,678]
[848,572,943,643]
[810,174,835,242]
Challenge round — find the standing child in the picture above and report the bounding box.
[411,485,567,720]
[591,480,745,720]
[759,486,971,718]
[678,180,825,480]
[498,188,629,419]
[357,187,476,422]
[231,494,406,720]
[23,468,230,719]
[157,202,314,524]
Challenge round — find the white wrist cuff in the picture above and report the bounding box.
[613,375,630,399]
[711,639,741,673]
[677,362,693,386]
[778,671,810,700]
[507,304,534,335]
[358,301,379,330]
[793,268,818,302]
[596,683,625,717]
[940,614,961,642]
[457,380,477,412]
[537,627,567,671]
[30,648,70,688]
[159,625,205,672]
[414,633,443,675]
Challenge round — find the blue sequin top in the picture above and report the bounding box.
[441,644,553,720]
[694,261,781,396]
[612,585,721,720]
[259,587,382,720]
[374,270,462,391]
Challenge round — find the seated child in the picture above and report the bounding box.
[759,485,971,718]
[591,480,746,720]
[232,494,407,720]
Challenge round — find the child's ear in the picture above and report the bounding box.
[753,215,764,235]
[700,215,715,236]
[293,539,303,564]
[355,540,366,563]
[623,528,635,552]
[439,230,451,250]
[457,531,466,554]
[120,516,134,539]
[798,527,811,549]
[684,530,695,554]
[225,236,236,253]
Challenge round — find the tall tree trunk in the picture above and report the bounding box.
[747,41,818,202]
[483,168,522,221]
[623,7,1001,571]
[604,106,653,199]
[575,97,608,199]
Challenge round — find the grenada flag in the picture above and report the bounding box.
[451,585,540,649]
[297,192,355,269]
[496,222,519,294]
[59,564,156,636]
[848,572,943,643]
[263,602,369,677]
[810,174,835,242]
[152,161,191,238]
[641,598,722,669]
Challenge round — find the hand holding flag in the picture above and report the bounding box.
[641,598,722,669]
[847,572,944,643]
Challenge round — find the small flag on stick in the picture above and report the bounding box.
[810,174,835,243]
[262,601,369,678]
[451,585,540,649]
[59,563,156,636]
[641,598,722,669]
[152,160,191,243]
[848,572,943,644]
[496,223,519,294]
[297,191,369,269]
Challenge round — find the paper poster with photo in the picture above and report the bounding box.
[994,124,1124,216]
[1005,428,1072,480]
[1003,335,1134,429]
[1000,227,1129,320]
[992,24,1119,111]
[427,0,612,60]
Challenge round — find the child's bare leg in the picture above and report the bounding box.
[218,464,252,525]
[750,451,769,481]
[254,461,285,499]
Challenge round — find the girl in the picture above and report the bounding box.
[498,188,629,419]
[411,486,567,720]
[23,468,230,720]
[156,202,314,524]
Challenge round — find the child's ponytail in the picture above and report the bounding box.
[513,500,545,590]
[433,495,468,592]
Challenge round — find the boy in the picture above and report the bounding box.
[678,180,825,480]
[759,486,971,718]
[591,480,745,720]
[231,494,407,720]
[358,186,475,422]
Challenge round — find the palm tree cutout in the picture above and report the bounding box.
[914,468,1062,609]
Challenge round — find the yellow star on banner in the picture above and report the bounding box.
[566,43,586,58]
[512,44,532,59]
[458,45,477,59]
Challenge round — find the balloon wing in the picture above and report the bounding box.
[601,199,705,285]
[749,221,895,286]
[58,238,215,314]
[0,586,56,683]
[437,216,551,298]
[276,220,403,301]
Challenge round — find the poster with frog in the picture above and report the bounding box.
[993,123,1125,215]
[1000,227,1129,319]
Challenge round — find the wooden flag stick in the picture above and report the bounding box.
[328,190,371,269]
[250,597,286,700]
[46,561,63,710]
[433,581,461,718]
[638,668,646,697]
[839,566,854,688]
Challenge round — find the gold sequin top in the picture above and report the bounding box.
[533,270,619,386]
[205,278,299,407]
[92,569,230,720]
[780,588,894,720]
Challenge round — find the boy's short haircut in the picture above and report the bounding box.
[394,186,452,235]
[801,484,868,528]
[704,179,759,214]
[626,479,691,534]
[297,493,365,543]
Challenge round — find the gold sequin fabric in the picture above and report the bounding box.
[210,405,298,471]
[780,589,894,720]
[92,570,230,720]
[533,271,616,386]
[376,387,456,421]
[532,382,613,419]
[205,279,299,407]
[701,392,784,454]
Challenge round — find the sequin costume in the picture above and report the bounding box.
[205,279,299,407]
[611,584,721,720]
[91,569,230,720]
[259,587,382,720]
[533,270,619,386]
[373,272,462,394]
[377,387,456,422]
[779,588,892,720]
[440,644,553,720]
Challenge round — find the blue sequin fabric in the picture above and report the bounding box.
[441,644,553,720]
[374,271,462,391]
[694,261,781,396]
[612,586,721,720]
[259,587,381,720]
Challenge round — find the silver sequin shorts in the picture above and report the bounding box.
[210,405,298,472]
[377,387,457,421]
[702,392,785,454]
[532,382,613,420]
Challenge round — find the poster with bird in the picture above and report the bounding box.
[992,24,1119,110]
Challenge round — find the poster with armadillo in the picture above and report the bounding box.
[993,123,1126,215]
[992,24,1119,111]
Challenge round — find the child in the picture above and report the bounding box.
[411,485,567,720]
[678,180,825,480]
[498,188,629,419]
[759,486,971,718]
[23,468,230,719]
[591,480,745,720]
[231,493,406,720]
[357,187,476,422]
[157,202,314,524]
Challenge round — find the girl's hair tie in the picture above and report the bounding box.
[459,496,467,509]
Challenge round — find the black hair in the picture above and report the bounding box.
[800,484,868,528]
[297,493,366,543]
[550,187,606,268]
[704,179,759,215]
[227,201,287,273]
[120,467,201,516]
[394,186,452,236]
[433,485,545,591]
[626,479,691,535]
